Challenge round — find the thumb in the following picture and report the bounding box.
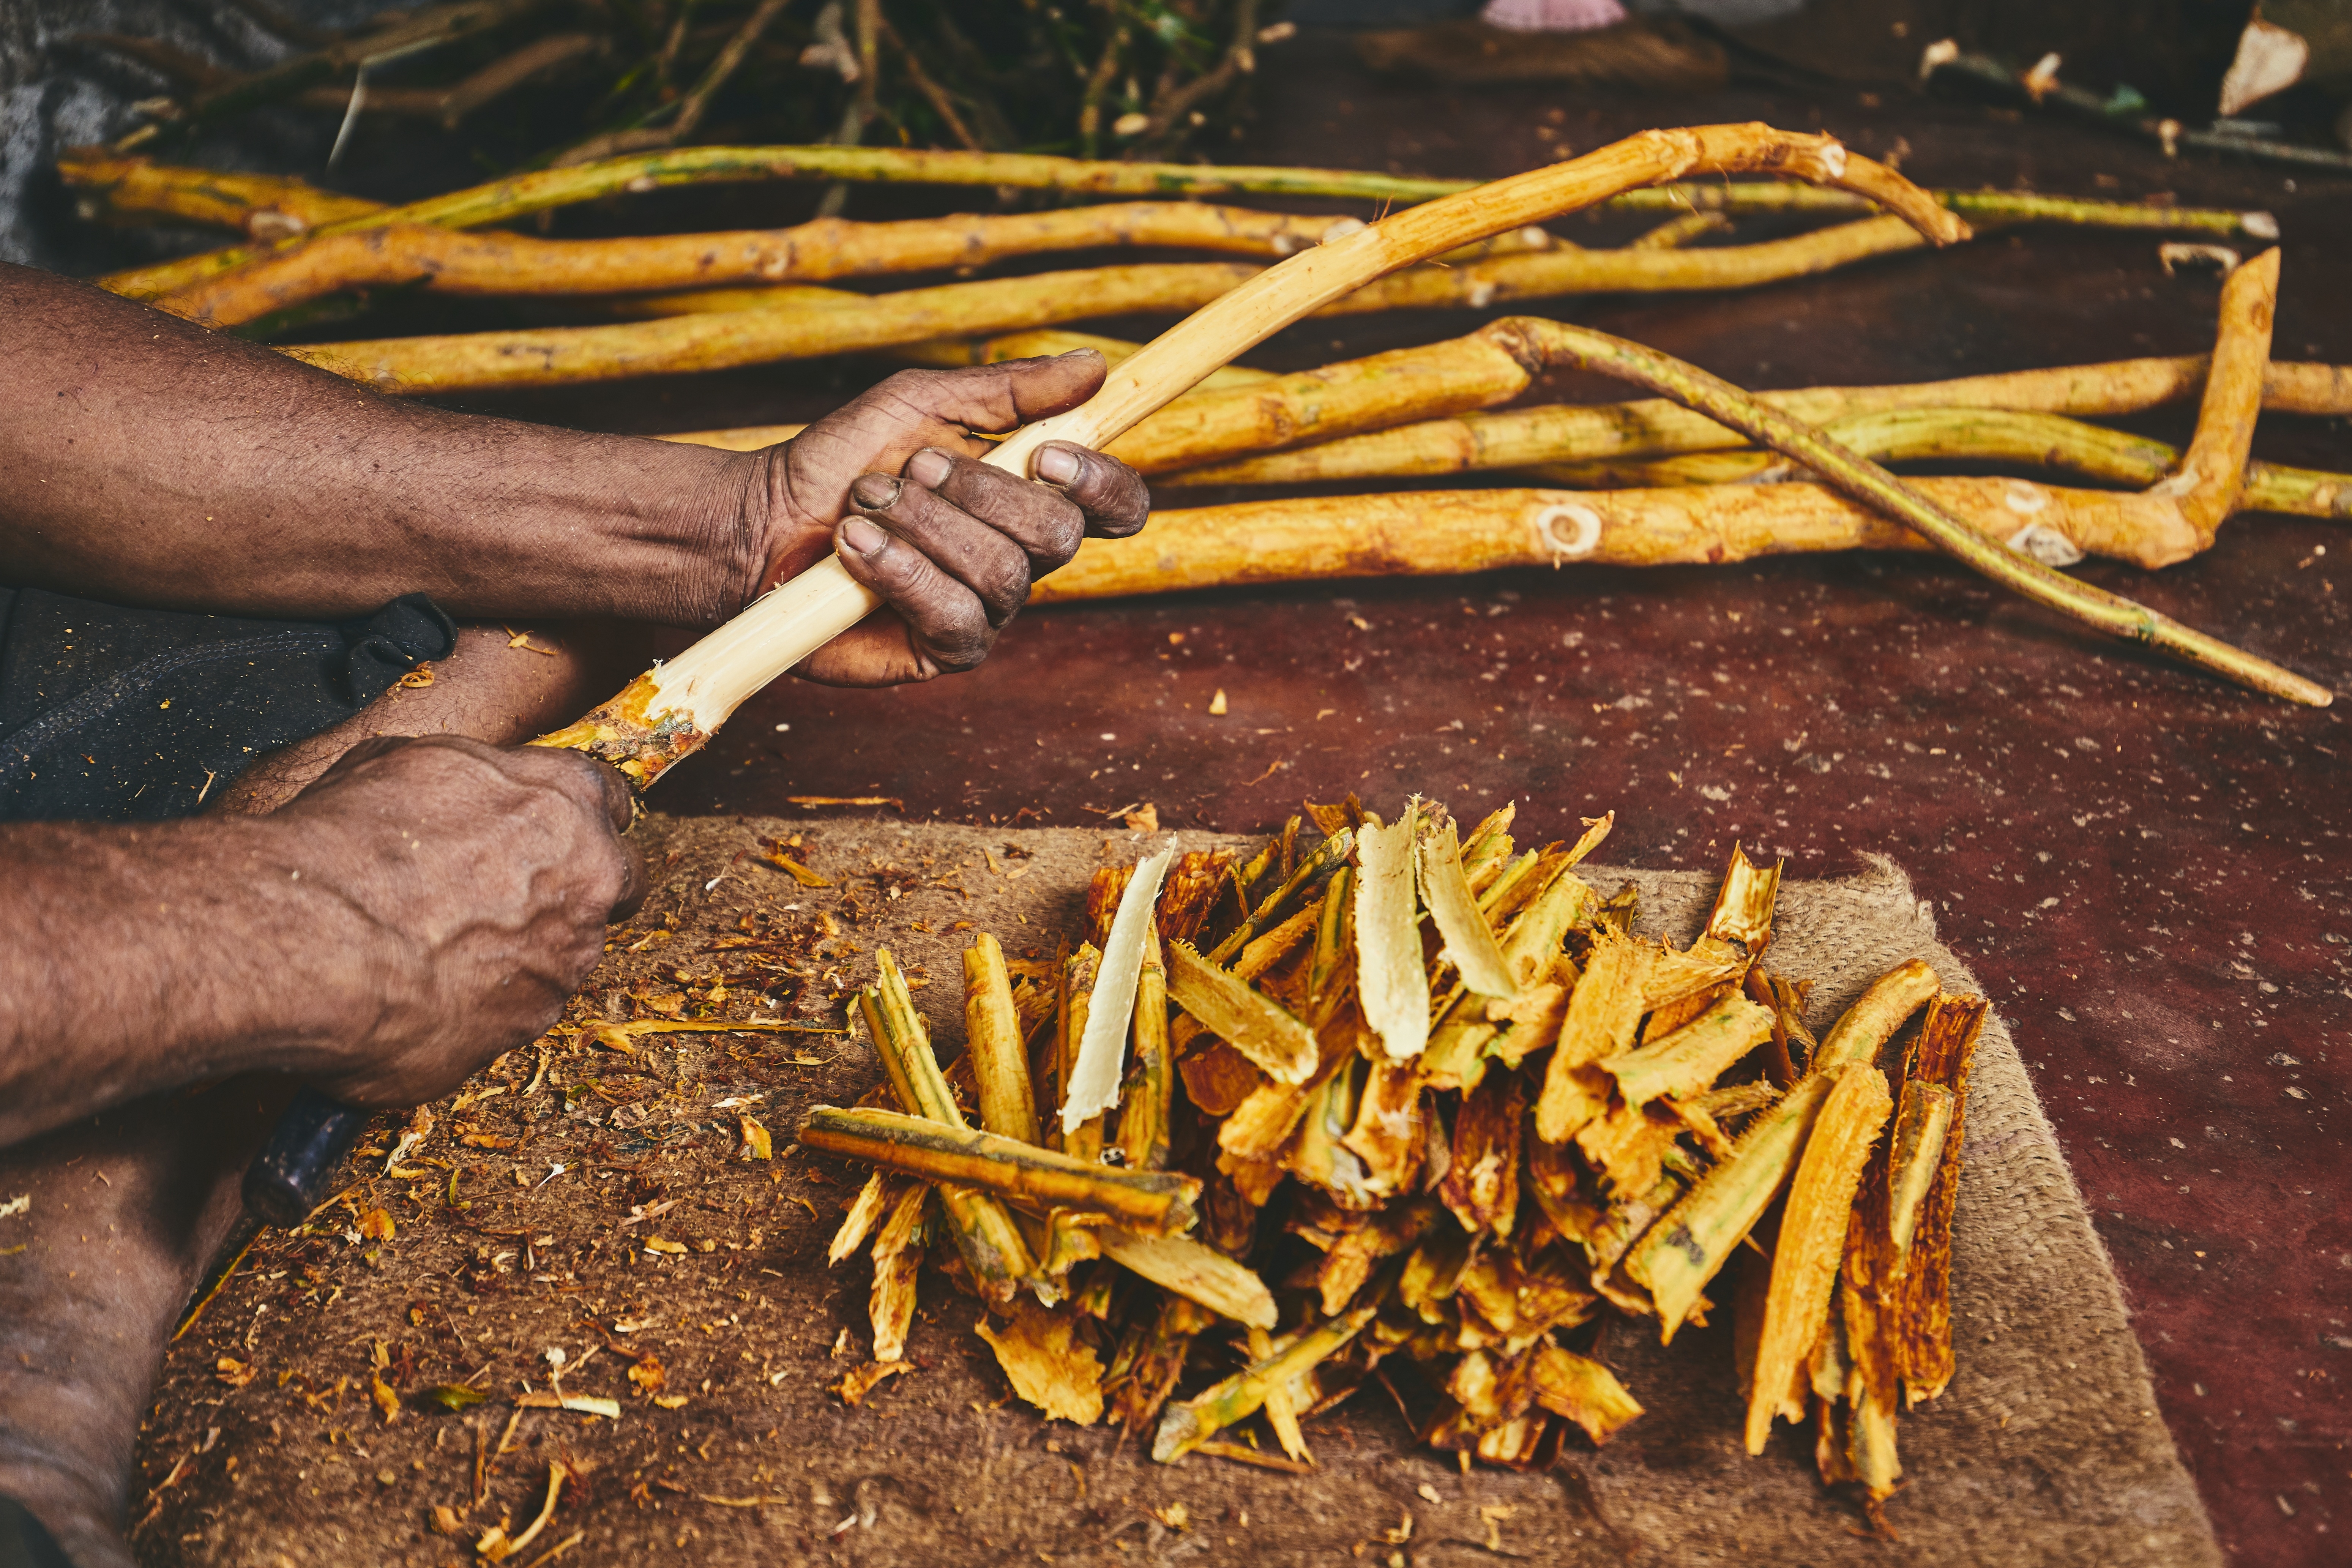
[915,349,1109,434]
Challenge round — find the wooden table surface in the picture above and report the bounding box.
[440,52,2350,1565]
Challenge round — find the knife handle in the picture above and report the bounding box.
[243,1088,368,1227]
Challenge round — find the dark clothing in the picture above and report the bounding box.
[0,1496,72,1568]
[0,588,453,822]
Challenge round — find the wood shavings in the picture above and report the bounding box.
[1062,841,1177,1131]
[975,1300,1103,1424]
[1353,810,1431,1060]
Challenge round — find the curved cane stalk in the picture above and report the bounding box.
[1488,314,2325,705]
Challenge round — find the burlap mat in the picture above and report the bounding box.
[133,816,2216,1567]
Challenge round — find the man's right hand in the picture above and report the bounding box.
[271,736,642,1111]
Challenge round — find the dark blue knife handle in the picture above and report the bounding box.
[243,1088,368,1227]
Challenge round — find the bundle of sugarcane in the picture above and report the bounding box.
[798,800,1984,1520]
[68,125,2335,703]
[65,142,2271,347]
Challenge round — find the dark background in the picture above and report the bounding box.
[3,1,2347,1561]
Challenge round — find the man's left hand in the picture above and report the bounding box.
[751,350,1150,686]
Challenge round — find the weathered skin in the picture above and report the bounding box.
[0,264,1146,1562]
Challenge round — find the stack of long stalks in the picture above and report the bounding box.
[798,801,1983,1524]
[61,143,2350,702]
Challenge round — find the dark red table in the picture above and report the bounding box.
[447,52,2351,1565]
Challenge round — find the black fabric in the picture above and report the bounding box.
[0,588,454,823]
[0,1497,72,1568]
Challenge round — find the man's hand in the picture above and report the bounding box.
[758,350,1150,686]
[273,736,643,1111]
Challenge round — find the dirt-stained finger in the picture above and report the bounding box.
[849,472,1035,626]
[1033,440,1151,538]
[831,514,995,674]
[904,448,1087,570]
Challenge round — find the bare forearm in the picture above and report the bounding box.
[0,734,634,1147]
[0,818,402,1145]
[0,262,763,624]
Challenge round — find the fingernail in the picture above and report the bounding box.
[850,474,901,510]
[1036,445,1079,485]
[840,516,887,556]
[907,448,953,488]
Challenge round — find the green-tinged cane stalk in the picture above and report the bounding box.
[1096,1228,1276,1328]
[1207,827,1355,965]
[1603,992,1775,1109]
[1152,1304,1379,1462]
[1814,960,1941,1073]
[1514,319,2328,706]
[1625,1068,1846,1341]
[800,1107,1200,1235]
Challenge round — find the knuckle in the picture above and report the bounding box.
[915,594,995,669]
[985,555,1033,612]
[928,625,993,672]
[1035,513,1084,567]
[873,368,936,401]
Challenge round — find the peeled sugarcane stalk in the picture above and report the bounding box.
[70,143,2267,304]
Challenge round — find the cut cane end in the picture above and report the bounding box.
[529,670,709,790]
